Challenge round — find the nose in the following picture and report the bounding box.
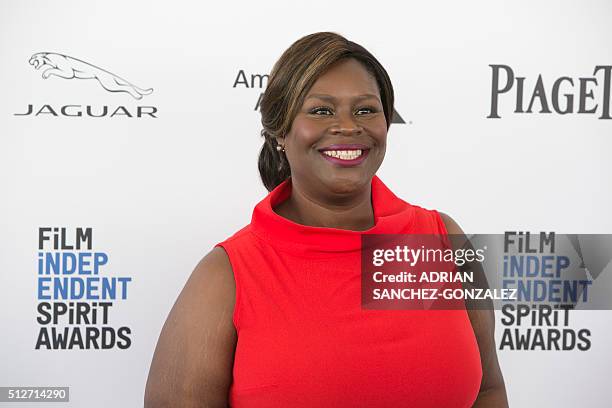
[330,111,363,136]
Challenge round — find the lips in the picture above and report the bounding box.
[318,144,370,166]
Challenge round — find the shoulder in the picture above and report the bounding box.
[186,246,236,324]
[197,245,233,279]
[164,246,236,338]
[186,246,236,322]
[437,211,464,235]
[168,246,236,331]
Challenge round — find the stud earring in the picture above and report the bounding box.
[276,144,285,152]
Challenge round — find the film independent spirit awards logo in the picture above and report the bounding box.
[14,52,158,118]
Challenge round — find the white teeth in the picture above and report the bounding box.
[322,149,363,160]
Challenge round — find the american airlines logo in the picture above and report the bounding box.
[15,52,157,118]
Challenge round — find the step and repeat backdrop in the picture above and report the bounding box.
[1,0,611,407]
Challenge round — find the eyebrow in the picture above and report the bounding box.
[305,93,381,102]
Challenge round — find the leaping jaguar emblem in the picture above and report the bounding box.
[29,52,153,100]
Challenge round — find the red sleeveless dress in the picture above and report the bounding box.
[216,175,482,407]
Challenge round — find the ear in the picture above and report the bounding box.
[275,135,285,146]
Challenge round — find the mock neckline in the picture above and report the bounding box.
[249,175,415,253]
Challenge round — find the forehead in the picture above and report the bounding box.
[306,58,380,99]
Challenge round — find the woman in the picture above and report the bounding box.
[145,32,508,407]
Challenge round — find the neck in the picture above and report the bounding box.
[275,177,375,231]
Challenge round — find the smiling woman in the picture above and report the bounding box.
[270,58,389,230]
[144,32,508,408]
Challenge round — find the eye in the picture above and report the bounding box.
[355,106,378,115]
[309,106,334,115]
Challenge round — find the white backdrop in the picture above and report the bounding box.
[1,0,611,406]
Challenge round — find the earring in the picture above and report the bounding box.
[276,144,285,152]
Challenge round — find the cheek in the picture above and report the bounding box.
[367,119,388,148]
[286,118,324,149]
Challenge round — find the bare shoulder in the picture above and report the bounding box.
[438,211,509,405]
[438,211,464,235]
[144,246,237,408]
[438,211,475,253]
[438,211,489,325]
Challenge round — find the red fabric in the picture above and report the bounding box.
[216,175,482,407]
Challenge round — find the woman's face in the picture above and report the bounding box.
[280,58,388,196]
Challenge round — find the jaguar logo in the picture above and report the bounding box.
[29,52,153,100]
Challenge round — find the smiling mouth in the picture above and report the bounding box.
[318,144,370,166]
[321,149,364,160]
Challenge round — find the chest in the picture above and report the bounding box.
[228,242,482,407]
[231,306,482,407]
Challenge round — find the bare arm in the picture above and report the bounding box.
[440,213,509,408]
[144,246,237,408]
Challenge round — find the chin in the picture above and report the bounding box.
[323,172,371,195]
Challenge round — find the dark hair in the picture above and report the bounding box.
[257,31,395,191]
